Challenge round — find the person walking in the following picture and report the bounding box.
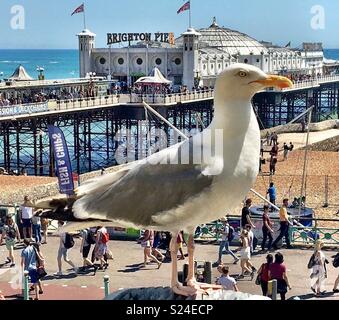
[216,217,239,265]
[267,182,277,206]
[21,239,40,300]
[19,196,34,239]
[30,242,46,296]
[283,143,289,161]
[310,240,328,297]
[31,211,42,244]
[333,253,339,293]
[216,266,239,292]
[140,229,162,269]
[94,226,110,270]
[272,199,293,250]
[241,199,255,230]
[151,232,165,262]
[40,217,49,244]
[289,142,294,152]
[257,254,274,296]
[176,231,186,260]
[269,252,291,300]
[261,205,274,252]
[0,216,21,267]
[238,230,254,280]
[54,221,78,276]
[80,228,98,273]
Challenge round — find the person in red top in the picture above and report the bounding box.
[257,254,273,296]
[261,205,274,251]
[269,252,292,300]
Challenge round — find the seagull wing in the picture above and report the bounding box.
[73,140,214,228]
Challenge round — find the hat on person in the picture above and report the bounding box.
[220,217,228,222]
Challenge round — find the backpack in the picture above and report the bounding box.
[307,253,316,269]
[6,225,17,239]
[101,231,109,244]
[227,225,235,242]
[333,253,339,268]
[86,229,97,245]
[64,233,75,249]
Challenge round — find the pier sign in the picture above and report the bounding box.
[47,125,75,196]
[107,32,175,46]
[0,102,48,117]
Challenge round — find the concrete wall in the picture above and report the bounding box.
[302,135,339,152]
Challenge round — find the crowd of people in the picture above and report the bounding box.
[215,197,339,299]
[0,87,98,108]
[0,194,338,301]
[259,131,295,175]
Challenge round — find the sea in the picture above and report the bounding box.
[0,49,79,80]
[0,49,338,80]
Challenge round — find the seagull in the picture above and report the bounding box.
[36,64,293,296]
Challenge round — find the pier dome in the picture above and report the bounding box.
[197,18,268,56]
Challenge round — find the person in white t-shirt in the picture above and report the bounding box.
[216,265,238,292]
[19,195,34,239]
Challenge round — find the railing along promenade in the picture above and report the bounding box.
[1,75,339,118]
[194,215,339,247]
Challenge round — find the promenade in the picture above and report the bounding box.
[0,237,338,300]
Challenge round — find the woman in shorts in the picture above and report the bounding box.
[0,216,21,267]
[140,230,162,269]
[238,230,253,280]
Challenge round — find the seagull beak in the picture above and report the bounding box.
[251,75,294,89]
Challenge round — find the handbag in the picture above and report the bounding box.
[255,274,261,286]
[106,249,114,260]
[37,266,47,279]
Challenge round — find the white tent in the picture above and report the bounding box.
[135,67,171,85]
[9,65,34,81]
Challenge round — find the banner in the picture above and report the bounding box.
[0,102,49,117]
[47,125,75,196]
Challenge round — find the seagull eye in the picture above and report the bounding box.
[238,71,248,78]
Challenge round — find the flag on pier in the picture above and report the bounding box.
[177,1,190,14]
[71,3,84,16]
[47,125,75,196]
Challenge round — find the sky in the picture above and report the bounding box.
[0,0,338,49]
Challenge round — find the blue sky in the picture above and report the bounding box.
[0,0,338,49]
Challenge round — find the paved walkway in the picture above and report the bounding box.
[276,129,339,150]
[0,237,338,300]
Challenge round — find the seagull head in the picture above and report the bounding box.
[215,63,293,101]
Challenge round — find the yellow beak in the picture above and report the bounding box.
[251,75,294,89]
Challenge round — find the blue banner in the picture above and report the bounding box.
[47,125,75,196]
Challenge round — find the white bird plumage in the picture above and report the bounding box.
[37,63,293,296]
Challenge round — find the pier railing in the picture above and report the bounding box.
[280,74,339,92]
[0,95,120,118]
[124,89,214,105]
[47,94,120,112]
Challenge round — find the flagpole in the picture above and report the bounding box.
[83,3,87,29]
[189,1,192,28]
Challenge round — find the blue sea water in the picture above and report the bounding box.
[1,48,338,109]
[324,49,339,61]
[0,49,338,81]
[0,49,79,80]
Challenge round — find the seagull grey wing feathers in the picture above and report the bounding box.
[73,140,214,229]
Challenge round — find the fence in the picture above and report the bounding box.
[124,89,214,104]
[194,215,339,247]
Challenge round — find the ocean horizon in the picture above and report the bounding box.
[0,48,338,80]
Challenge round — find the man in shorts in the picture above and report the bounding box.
[21,239,39,300]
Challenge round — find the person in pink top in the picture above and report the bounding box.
[269,252,291,300]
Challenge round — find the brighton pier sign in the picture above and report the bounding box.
[107,32,175,46]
